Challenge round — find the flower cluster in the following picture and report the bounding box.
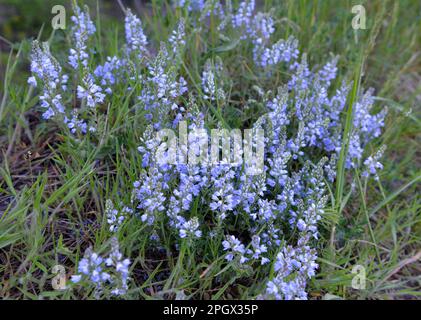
[222,235,249,263]
[71,238,130,297]
[77,74,106,108]
[232,0,255,38]
[169,19,186,56]
[133,165,169,225]
[174,0,206,12]
[28,41,68,120]
[125,9,148,60]
[94,56,124,94]
[179,217,202,239]
[138,43,188,129]
[230,1,299,67]
[68,4,96,69]
[256,37,300,68]
[201,58,225,101]
[106,199,133,233]
[362,145,386,180]
[67,110,95,134]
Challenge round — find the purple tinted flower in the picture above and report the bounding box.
[77,75,105,108]
[29,41,67,120]
[179,217,202,239]
[68,5,96,69]
[125,9,148,60]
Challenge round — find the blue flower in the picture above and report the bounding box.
[222,235,249,263]
[94,56,124,94]
[362,146,386,180]
[174,0,206,12]
[125,9,148,60]
[179,217,202,239]
[29,41,67,120]
[77,75,105,108]
[133,168,167,225]
[72,238,131,297]
[68,5,96,70]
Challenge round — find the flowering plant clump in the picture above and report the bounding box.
[25,1,387,300]
[71,238,131,297]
